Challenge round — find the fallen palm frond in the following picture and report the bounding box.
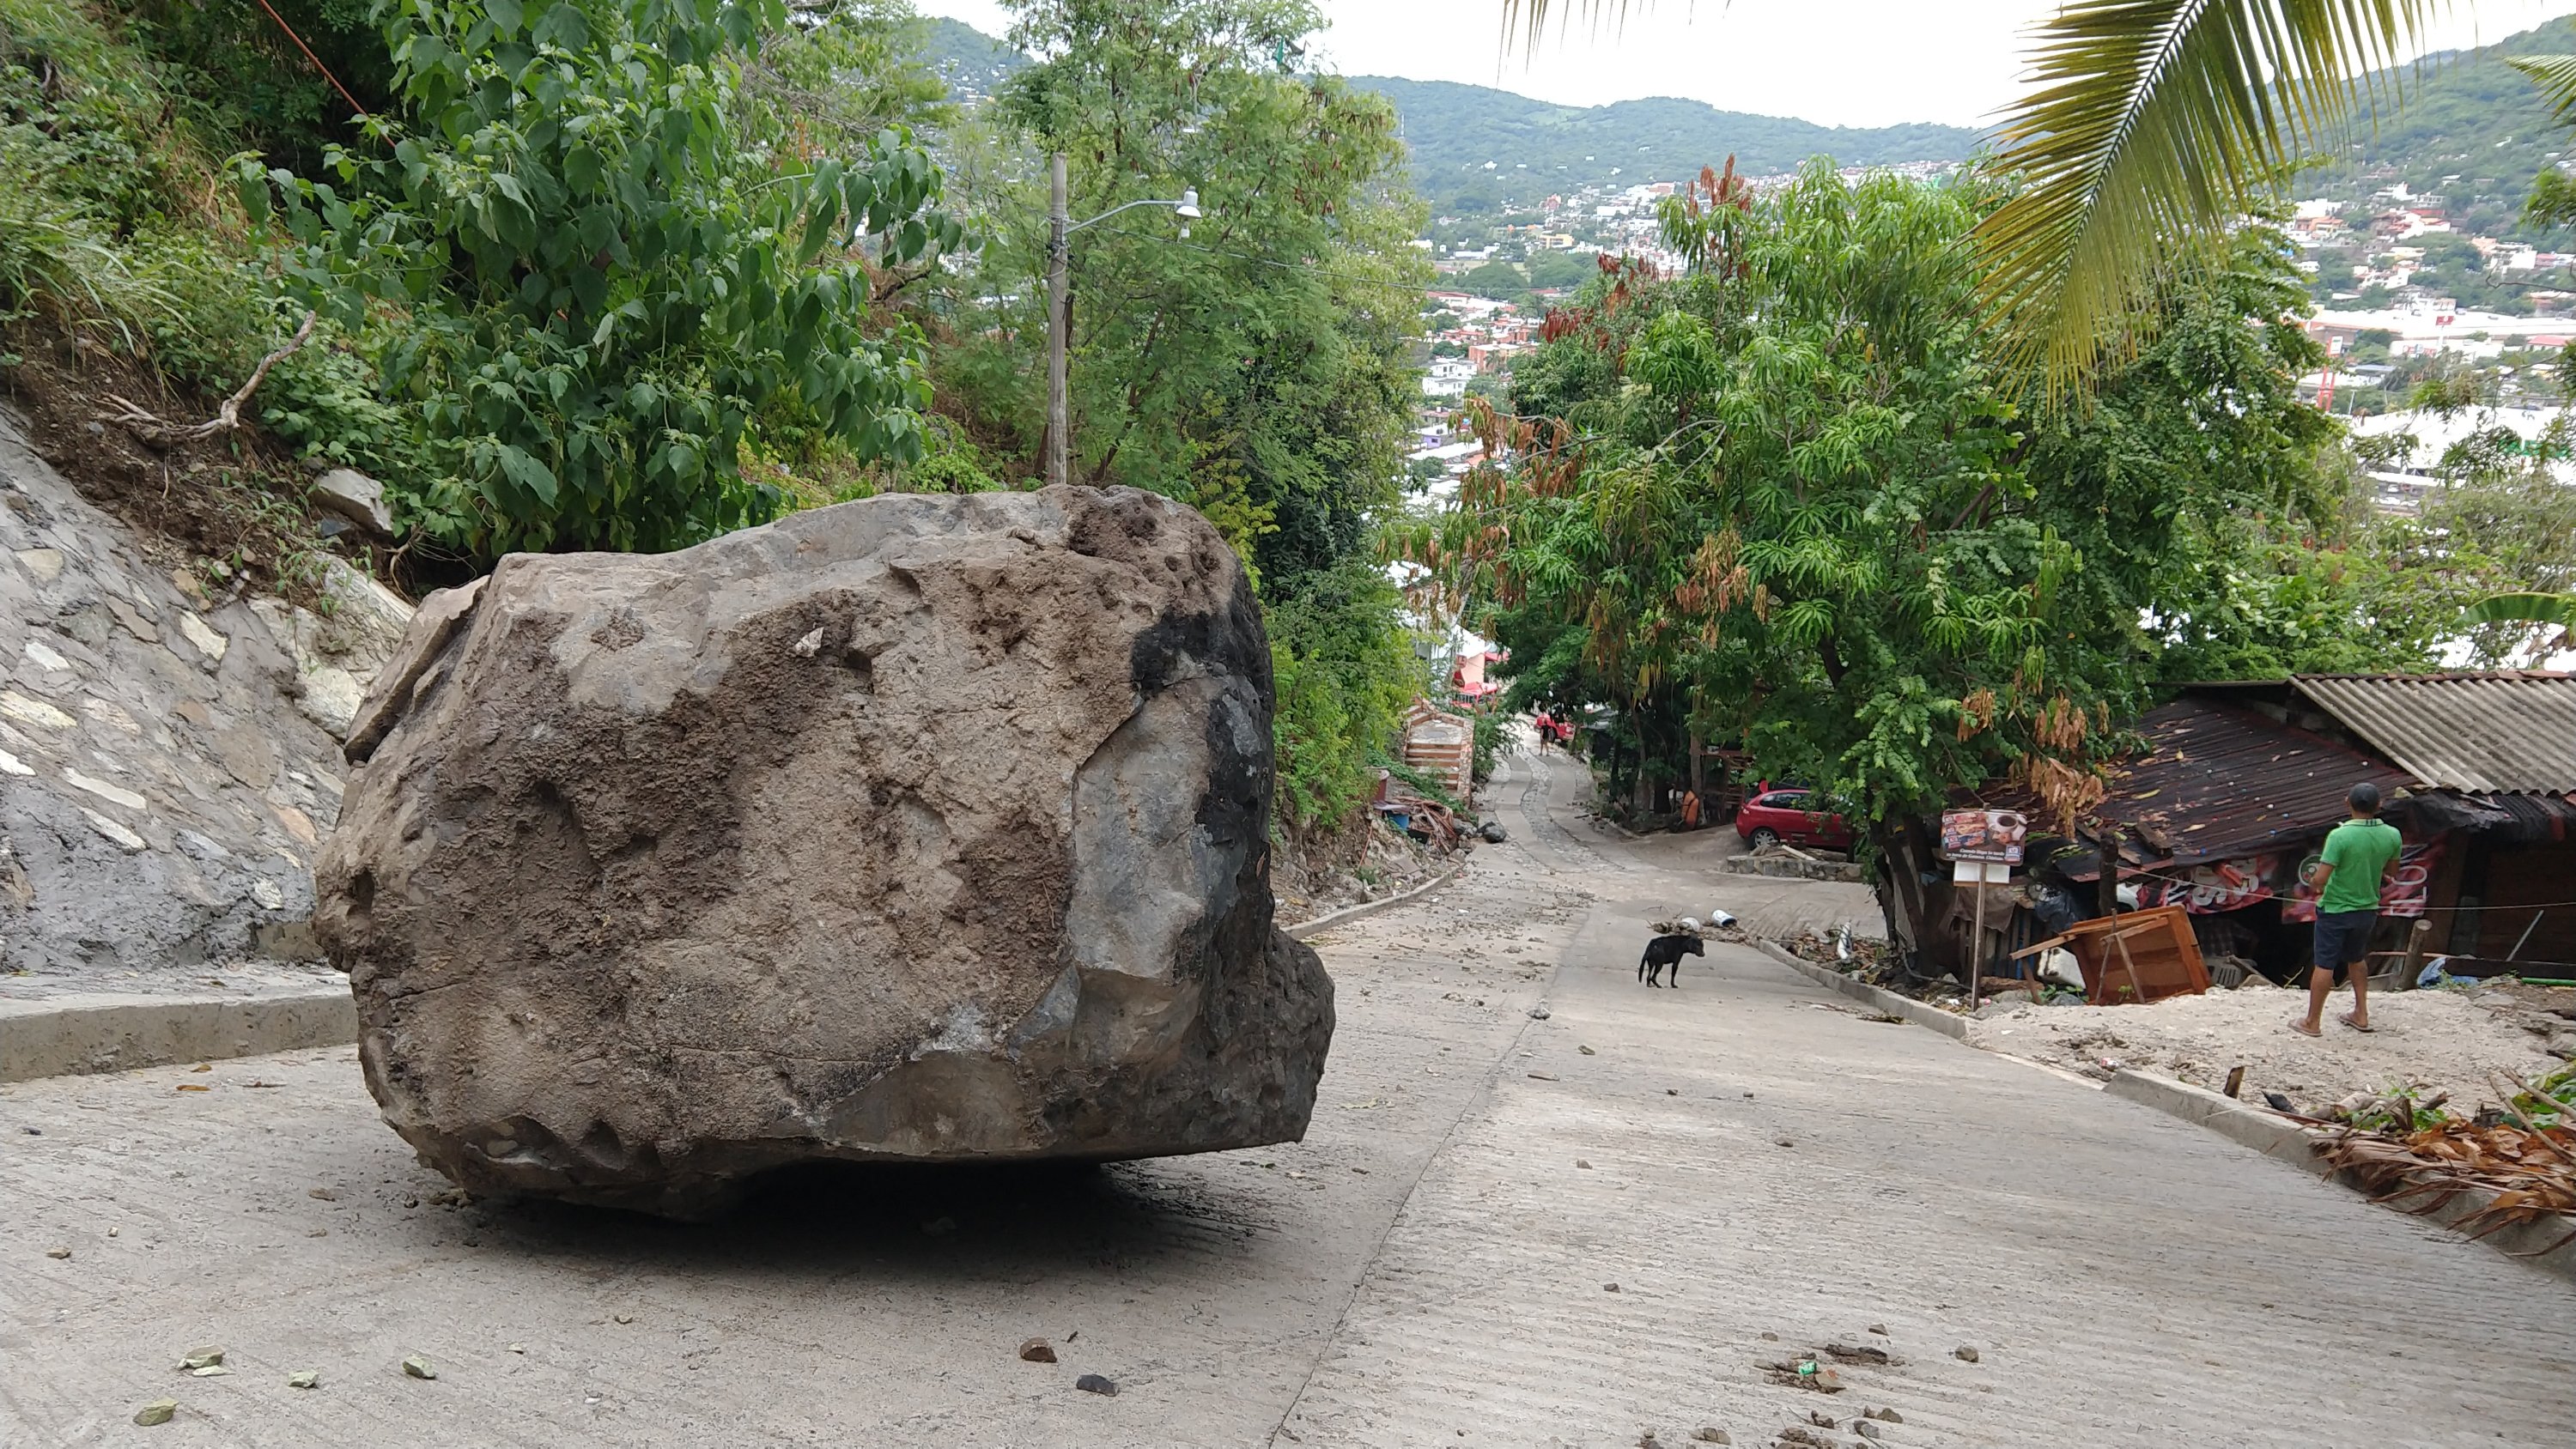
[2315,1113,2576,1258]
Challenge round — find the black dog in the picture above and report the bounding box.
[1637,933,1704,987]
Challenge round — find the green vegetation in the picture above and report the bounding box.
[244,0,959,556]
[893,0,1429,834]
[1399,164,2457,832]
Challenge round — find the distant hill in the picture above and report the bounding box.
[920,15,1029,104]
[903,15,2576,241]
[2307,17,2576,244]
[1352,76,1982,213]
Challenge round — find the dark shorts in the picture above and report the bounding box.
[2312,909,2379,974]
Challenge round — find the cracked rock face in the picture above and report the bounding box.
[315,487,1332,1216]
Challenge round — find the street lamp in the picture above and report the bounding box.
[1046,153,1205,489]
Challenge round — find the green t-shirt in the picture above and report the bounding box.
[2318,818,2403,914]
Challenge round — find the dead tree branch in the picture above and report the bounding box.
[102,312,318,450]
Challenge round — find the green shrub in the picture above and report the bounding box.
[1470,708,1503,783]
[1266,559,1415,834]
[244,0,961,559]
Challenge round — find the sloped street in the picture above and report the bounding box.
[3,750,2567,1447]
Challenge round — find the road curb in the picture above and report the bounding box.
[2107,1069,2576,1283]
[0,985,356,1084]
[1285,860,1469,942]
[1750,938,1968,1040]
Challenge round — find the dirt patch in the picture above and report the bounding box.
[3,327,332,598]
[1971,979,2575,1113]
[1273,813,1455,926]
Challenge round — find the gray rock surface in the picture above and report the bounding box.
[0,407,408,985]
[308,467,395,538]
[316,486,1333,1216]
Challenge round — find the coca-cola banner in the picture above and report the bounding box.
[2136,856,2277,914]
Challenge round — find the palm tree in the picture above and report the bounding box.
[1502,3,2565,400]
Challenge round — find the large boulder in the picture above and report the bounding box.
[314,487,1332,1216]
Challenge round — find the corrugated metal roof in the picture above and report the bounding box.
[2290,672,2576,793]
[2093,699,2416,864]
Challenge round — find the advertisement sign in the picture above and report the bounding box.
[1941,809,2028,865]
[2137,855,2278,915]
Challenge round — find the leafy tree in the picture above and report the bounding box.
[909,0,1431,834]
[1401,161,2400,835]
[1458,258,1527,300]
[243,0,960,557]
[915,0,1425,594]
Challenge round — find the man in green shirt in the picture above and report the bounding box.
[2295,783,2405,1037]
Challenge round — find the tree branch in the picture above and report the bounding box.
[103,312,318,450]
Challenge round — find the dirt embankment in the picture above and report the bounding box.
[1970,979,2576,1113]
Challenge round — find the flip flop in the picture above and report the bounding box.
[2340,1013,2376,1034]
[2288,1017,2322,1038]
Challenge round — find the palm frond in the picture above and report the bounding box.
[1500,1,1649,56]
[1978,0,2442,403]
[2509,54,2576,119]
[2461,591,2576,628]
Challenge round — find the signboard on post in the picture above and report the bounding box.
[1941,809,2028,865]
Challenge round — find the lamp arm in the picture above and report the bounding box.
[1064,197,1187,236]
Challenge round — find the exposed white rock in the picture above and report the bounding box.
[178,611,228,664]
[82,809,146,852]
[61,767,146,811]
[0,691,74,730]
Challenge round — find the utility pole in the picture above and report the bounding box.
[1038,155,1198,492]
[1046,152,1071,490]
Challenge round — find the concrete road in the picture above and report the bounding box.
[4,752,2569,1447]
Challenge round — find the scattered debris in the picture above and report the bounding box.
[1953,1345,1979,1363]
[507,1343,526,1355]
[1576,1159,1593,1169]
[1693,1430,1731,1446]
[1806,1410,1837,1428]
[402,1355,438,1380]
[175,1348,223,1372]
[1823,1343,1891,1365]
[1528,1071,1559,1082]
[1866,1324,1888,1336]
[1854,1420,1883,1440]
[1578,1045,1597,1056]
[1074,1373,1118,1397]
[287,1370,320,1390]
[1863,1408,1903,1423]
[1529,1005,1552,1020]
[1603,1282,1619,1293]
[307,1186,339,1201]
[44,1246,70,1259]
[1019,1337,1058,1363]
[2313,1112,2576,1251]
[131,1400,178,1427]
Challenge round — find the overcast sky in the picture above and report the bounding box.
[917,0,2576,130]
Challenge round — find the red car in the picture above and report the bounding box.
[1735,788,1855,851]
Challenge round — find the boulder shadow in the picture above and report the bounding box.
[474,1155,1286,1282]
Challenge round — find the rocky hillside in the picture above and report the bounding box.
[0,406,410,985]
